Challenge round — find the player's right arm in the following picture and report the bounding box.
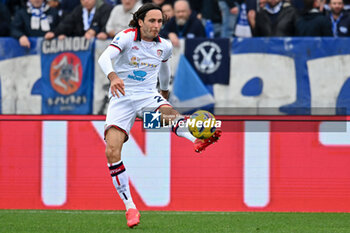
[98,45,125,97]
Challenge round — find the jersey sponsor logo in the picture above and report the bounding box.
[50,52,82,95]
[193,41,222,74]
[127,70,147,81]
[132,46,139,50]
[129,56,158,68]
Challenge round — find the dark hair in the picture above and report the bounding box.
[129,3,164,28]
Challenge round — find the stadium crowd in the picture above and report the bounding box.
[0,0,349,48]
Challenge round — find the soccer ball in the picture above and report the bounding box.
[188,110,217,139]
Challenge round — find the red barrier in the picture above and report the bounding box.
[0,115,350,212]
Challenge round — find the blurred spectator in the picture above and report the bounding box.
[142,0,174,7]
[104,0,122,6]
[253,0,298,36]
[47,0,59,9]
[247,0,267,30]
[187,0,201,15]
[162,2,174,19]
[105,0,142,37]
[0,2,11,36]
[343,0,350,11]
[327,0,350,36]
[46,0,64,18]
[201,0,222,38]
[6,0,26,16]
[96,0,109,7]
[295,0,333,36]
[60,0,81,16]
[187,0,221,31]
[152,0,168,6]
[260,0,268,8]
[11,0,60,48]
[218,0,242,37]
[160,0,206,47]
[235,2,253,37]
[45,0,112,40]
[85,2,113,39]
[103,0,121,5]
[290,0,305,11]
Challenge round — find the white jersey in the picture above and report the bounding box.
[109,28,172,91]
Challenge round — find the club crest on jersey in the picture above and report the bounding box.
[50,52,82,95]
[157,49,163,57]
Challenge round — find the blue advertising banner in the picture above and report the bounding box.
[32,37,95,114]
[184,38,230,85]
[231,37,350,114]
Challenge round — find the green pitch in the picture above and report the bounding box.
[1,209,350,233]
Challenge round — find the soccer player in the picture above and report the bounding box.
[98,2,221,228]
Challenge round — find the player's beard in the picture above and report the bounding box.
[142,27,159,41]
[149,28,159,38]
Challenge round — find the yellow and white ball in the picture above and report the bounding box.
[188,110,217,139]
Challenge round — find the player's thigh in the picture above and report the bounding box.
[105,95,136,138]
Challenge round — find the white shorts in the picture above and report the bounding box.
[104,90,171,141]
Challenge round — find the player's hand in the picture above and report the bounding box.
[108,72,125,97]
[160,90,169,100]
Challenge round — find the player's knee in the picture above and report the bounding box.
[105,144,121,163]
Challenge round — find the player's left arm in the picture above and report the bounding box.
[159,61,171,99]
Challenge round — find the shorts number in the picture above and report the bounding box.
[154,96,164,103]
